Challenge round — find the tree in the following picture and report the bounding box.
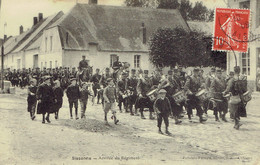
[179,0,192,20]
[149,27,226,68]
[157,0,180,9]
[189,1,208,21]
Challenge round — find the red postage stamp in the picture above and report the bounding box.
[213,8,250,52]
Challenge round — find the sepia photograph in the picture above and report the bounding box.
[0,0,260,164]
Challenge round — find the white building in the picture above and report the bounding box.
[2,1,189,73]
[227,0,260,91]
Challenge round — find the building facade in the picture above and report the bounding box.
[2,2,189,74]
[227,0,260,91]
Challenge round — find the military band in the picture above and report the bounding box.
[1,62,250,131]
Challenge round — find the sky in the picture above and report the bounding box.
[0,0,227,37]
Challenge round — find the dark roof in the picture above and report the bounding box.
[54,4,190,51]
[2,12,64,54]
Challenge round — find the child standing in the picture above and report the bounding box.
[66,78,80,120]
[79,82,92,119]
[53,80,64,120]
[153,89,171,134]
[103,78,119,125]
[27,79,37,120]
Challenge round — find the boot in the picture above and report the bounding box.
[158,127,163,134]
[199,115,206,123]
[149,112,155,120]
[222,114,228,122]
[174,117,182,124]
[114,116,119,125]
[188,114,192,122]
[46,114,51,123]
[129,107,134,116]
[140,111,146,119]
[165,127,171,135]
[215,115,220,122]
[42,115,45,124]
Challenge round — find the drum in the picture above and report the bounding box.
[195,89,208,102]
[146,89,158,101]
[172,90,186,104]
[242,91,252,102]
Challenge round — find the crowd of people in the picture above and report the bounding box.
[2,56,251,134]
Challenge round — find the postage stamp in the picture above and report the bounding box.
[213,8,250,52]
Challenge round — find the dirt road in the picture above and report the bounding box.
[0,89,260,165]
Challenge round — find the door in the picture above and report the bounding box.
[33,54,38,68]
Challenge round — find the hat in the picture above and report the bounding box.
[121,72,127,76]
[193,68,200,72]
[43,76,51,81]
[144,70,149,74]
[211,67,216,72]
[168,70,173,74]
[216,69,222,73]
[70,78,77,81]
[158,89,167,94]
[173,68,179,73]
[131,69,136,73]
[229,71,234,76]
[106,78,113,82]
[105,67,110,71]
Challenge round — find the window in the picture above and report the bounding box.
[110,54,118,67]
[239,1,250,9]
[50,61,52,68]
[257,0,260,27]
[50,36,53,51]
[134,55,141,68]
[242,49,250,75]
[45,37,48,52]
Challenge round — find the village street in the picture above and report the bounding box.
[0,88,260,165]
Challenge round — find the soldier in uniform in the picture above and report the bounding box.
[136,70,155,119]
[117,72,130,113]
[100,68,113,88]
[79,55,89,71]
[128,69,138,116]
[91,68,102,105]
[184,68,207,123]
[210,69,228,122]
[178,66,186,87]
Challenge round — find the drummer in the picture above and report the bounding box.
[210,69,228,122]
[184,68,206,123]
[136,70,155,119]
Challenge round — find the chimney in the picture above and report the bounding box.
[88,0,98,5]
[140,22,147,44]
[38,13,43,22]
[33,17,38,26]
[19,25,24,34]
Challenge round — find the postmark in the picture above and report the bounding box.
[213,8,250,52]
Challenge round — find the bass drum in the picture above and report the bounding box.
[172,90,186,104]
[146,89,158,101]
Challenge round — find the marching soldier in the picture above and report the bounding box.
[136,70,155,119]
[79,55,89,71]
[91,68,102,105]
[210,69,228,122]
[99,68,113,88]
[128,69,138,116]
[184,68,206,123]
[117,72,130,113]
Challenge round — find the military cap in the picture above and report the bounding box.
[158,89,167,94]
[193,67,200,72]
[106,78,113,82]
[168,70,173,74]
[121,72,128,76]
[70,78,77,81]
[105,67,110,71]
[234,66,240,73]
[144,70,149,74]
[43,76,51,81]
[173,68,179,73]
[211,67,216,72]
[131,69,136,73]
[216,69,222,73]
[229,71,234,76]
